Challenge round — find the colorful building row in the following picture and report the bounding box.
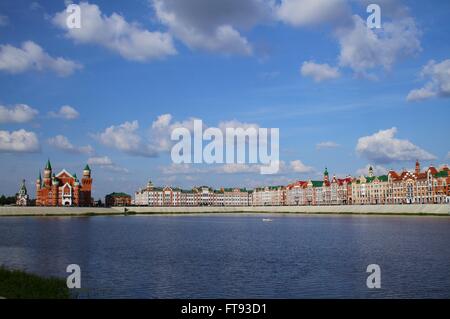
[134,181,251,207]
[134,161,450,207]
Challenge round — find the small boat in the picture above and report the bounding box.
[262,218,273,222]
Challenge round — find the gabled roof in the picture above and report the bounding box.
[55,169,75,179]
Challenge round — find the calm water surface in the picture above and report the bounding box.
[0,214,449,298]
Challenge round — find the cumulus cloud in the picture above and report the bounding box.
[152,0,272,55]
[356,127,436,164]
[151,113,201,152]
[289,159,314,173]
[301,61,340,82]
[48,105,79,120]
[0,104,38,123]
[316,141,340,149]
[277,0,349,27]
[52,1,176,61]
[0,129,40,153]
[0,41,82,76]
[407,59,450,101]
[95,120,158,157]
[337,15,421,75]
[48,135,93,155]
[88,156,129,173]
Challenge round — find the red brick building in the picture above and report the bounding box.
[105,192,132,207]
[36,160,93,206]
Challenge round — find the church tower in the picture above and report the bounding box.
[415,160,420,175]
[368,166,374,177]
[16,179,29,206]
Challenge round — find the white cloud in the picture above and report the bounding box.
[407,59,450,101]
[152,0,272,55]
[0,104,38,123]
[0,41,82,76]
[356,164,388,176]
[301,61,340,82]
[48,135,93,155]
[447,152,450,159]
[316,141,340,149]
[48,105,79,120]
[406,85,436,102]
[95,120,158,157]
[52,1,176,61]
[0,129,40,153]
[88,156,113,166]
[0,15,8,26]
[150,113,201,152]
[289,159,314,173]
[88,156,129,173]
[337,15,421,74]
[277,0,349,27]
[356,127,436,164]
[217,163,261,174]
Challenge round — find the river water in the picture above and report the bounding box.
[0,214,449,298]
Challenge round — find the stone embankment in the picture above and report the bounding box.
[0,204,449,216]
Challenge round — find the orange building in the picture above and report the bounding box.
[36,160,93,207]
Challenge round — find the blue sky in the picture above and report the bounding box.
[0,0,449,200]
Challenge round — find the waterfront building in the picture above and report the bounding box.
[217,188,250,206]
[105,192,132,207]
[252,186,286,206]
[36,160,93,206]
[133,161,449,207]
[16,179,30,206]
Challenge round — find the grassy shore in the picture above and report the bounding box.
[0,267,71,299]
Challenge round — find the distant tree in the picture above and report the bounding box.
[0,195,16,206]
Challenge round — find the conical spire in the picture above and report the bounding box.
[84,164,91,171]
[37,171,41,181]
[45,159,52,170]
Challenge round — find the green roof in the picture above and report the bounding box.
[434,171,449,178]
[324,167,329,176]
[366,176,376,183]
[84,164,91,171]
[106,192,131,197]
[45,159,52,170]
[311,181,323,187]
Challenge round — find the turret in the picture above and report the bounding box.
[36,171,42,190]
[83,164,91,177]
[43,159,52,186]
[81,164,93,206]
[52,173,59,186]
[415,160,420,175]
[324,167,329,183]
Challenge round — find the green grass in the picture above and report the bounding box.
[0,266,71,299]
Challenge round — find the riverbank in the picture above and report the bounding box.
[0,204,449,217]
[0,267,70,299]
